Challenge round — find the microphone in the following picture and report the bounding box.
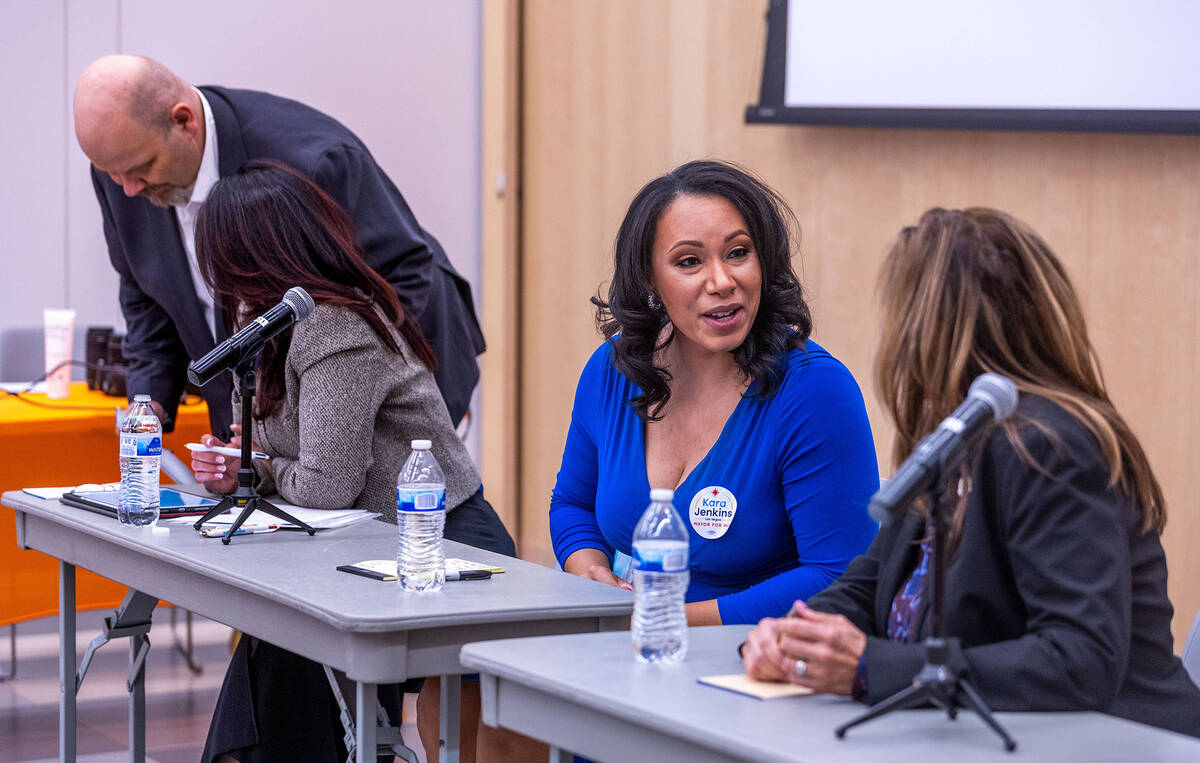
[869,373,1019,525]
[187,287,315,386]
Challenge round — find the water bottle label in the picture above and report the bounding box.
[397,487,445,513]
[632,544,687,573]
[120,433,162,457]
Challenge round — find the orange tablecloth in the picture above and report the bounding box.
[0,384,210,626]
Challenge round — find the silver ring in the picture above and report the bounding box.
[794,659,808,677]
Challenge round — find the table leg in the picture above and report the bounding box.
[170,607,202,674]
[549,746,573,763]
[356,681,377,763]
[0,623,15,681]
[59,561,76,763]
[439,674,461,763]
[129,636,145,763]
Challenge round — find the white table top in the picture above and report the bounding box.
[461,625,1200,762]
[5,489,633,682]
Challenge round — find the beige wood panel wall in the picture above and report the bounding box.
[480,0,522,537]
[508,0,1200,645]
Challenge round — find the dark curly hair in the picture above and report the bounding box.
[592,160,811,420]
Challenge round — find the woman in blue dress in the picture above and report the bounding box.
[550,160,880,625]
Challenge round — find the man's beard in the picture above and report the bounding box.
[140,183,192,208]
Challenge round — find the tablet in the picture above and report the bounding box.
[61,487,223,519]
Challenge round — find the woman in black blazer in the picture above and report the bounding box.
[742,207,1200,738]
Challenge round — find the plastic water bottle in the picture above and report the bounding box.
[118,394,162,526]
[396,439,446,592]
[632,488,690,663]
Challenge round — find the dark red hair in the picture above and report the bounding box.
[195,159,435,417]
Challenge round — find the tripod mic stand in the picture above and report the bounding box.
[834,470,1017,752]
[192,359,315,544]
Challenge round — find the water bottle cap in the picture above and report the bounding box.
[649,488,674,502]
[411,439,432,450]
[132,394,152,403]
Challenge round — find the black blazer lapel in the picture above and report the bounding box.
[124,203,215,358]
[200,86,249,178]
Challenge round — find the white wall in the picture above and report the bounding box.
[1,1,70,367]
[0,0,483,378]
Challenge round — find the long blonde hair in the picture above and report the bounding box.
[875,207,1165,535]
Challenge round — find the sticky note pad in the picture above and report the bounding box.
[698,673,814,699]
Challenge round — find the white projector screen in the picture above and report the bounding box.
[747,0,1200,133]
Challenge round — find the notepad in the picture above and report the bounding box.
[698,673,813,699]
[24,483,120,500]
[198,502,377,530]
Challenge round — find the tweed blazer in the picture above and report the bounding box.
[240,304,480,522]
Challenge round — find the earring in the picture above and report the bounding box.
[647,292,661,311]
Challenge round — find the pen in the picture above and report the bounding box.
[336,564,397,581]
[201,524,278,538]
[186,443,271,461]
[446,569,492,581]
[334,566,493,582]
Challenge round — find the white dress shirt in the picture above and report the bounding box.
[173,88,221,341]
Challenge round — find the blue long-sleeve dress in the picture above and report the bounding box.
[550,340,880,624]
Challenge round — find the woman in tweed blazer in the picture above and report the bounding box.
[189,160,528,762]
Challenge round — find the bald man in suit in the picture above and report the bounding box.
[73,54,484,437]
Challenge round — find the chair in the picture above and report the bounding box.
[1182,608,1200,689]
[323,665,419,763]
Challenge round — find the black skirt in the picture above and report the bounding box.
[202,490,516,763]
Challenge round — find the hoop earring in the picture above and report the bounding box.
[647,292,661,311]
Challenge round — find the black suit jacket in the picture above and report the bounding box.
[91,86,484,436]
[808,396,1200,738]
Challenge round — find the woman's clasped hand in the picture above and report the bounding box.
[742,601,865,695]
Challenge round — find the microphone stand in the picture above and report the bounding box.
[192,357,316,544]
[834,466,1017,752]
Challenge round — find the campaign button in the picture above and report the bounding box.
[689,485,737,539]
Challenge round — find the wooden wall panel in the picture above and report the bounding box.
[480,0,522,539]
[514,0,1200,645]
